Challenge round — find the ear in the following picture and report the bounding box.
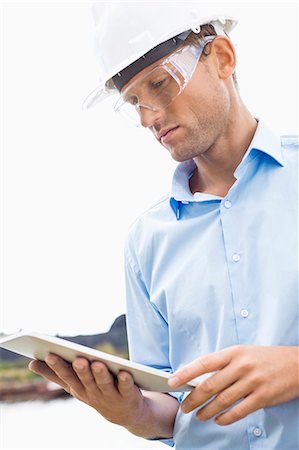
[211,36,236,81]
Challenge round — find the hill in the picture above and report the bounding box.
[0,314,128,364]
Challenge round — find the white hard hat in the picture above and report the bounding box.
[83,2,237,109]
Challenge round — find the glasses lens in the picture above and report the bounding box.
[130,67,180,110]
[116,66,181,117]
[114,42,214,125]
[117,101,141,126]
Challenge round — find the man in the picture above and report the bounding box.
[29,3,299,449]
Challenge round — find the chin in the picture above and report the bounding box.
[171,154,191,163]
[168,145,195,163]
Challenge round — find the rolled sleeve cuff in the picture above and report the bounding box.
[147,437,175,447]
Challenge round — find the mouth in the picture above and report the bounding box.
[158,126,180,143]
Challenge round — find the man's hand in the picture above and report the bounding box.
[168,345,299,426]
[29,355,146,428]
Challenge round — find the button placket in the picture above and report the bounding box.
[220,194,257,350]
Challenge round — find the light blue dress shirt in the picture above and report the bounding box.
[124,119,298,449]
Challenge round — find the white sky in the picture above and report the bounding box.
[0,1,298,336]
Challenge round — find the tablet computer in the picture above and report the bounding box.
[0,331,197,393]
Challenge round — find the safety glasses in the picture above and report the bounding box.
[114,36,215,126]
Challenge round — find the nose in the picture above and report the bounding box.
[139,106,161,128]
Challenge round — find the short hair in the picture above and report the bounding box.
[184,24,238,88]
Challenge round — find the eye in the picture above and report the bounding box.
[151,78,167,90]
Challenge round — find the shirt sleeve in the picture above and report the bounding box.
[124,237,182,447]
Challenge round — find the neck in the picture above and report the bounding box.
[190,100,258,197]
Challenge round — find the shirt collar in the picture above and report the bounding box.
[169,118,284,218]
[234,118,284,176]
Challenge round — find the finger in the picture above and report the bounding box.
[168,349,232,388]
[117,371,136,397]
[91,362,118,396]
[181,363,240,413]
[45,354,83,394]
[72,358,99,393]
[215,393,261,425]
[195,379,252,421]
[28,360,70,392]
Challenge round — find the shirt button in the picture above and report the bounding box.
[241,309,249,318]
[224,200,232,208]
[253,427,263,437]
[232,253,240,262]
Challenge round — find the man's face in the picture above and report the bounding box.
[121,38,232,162]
